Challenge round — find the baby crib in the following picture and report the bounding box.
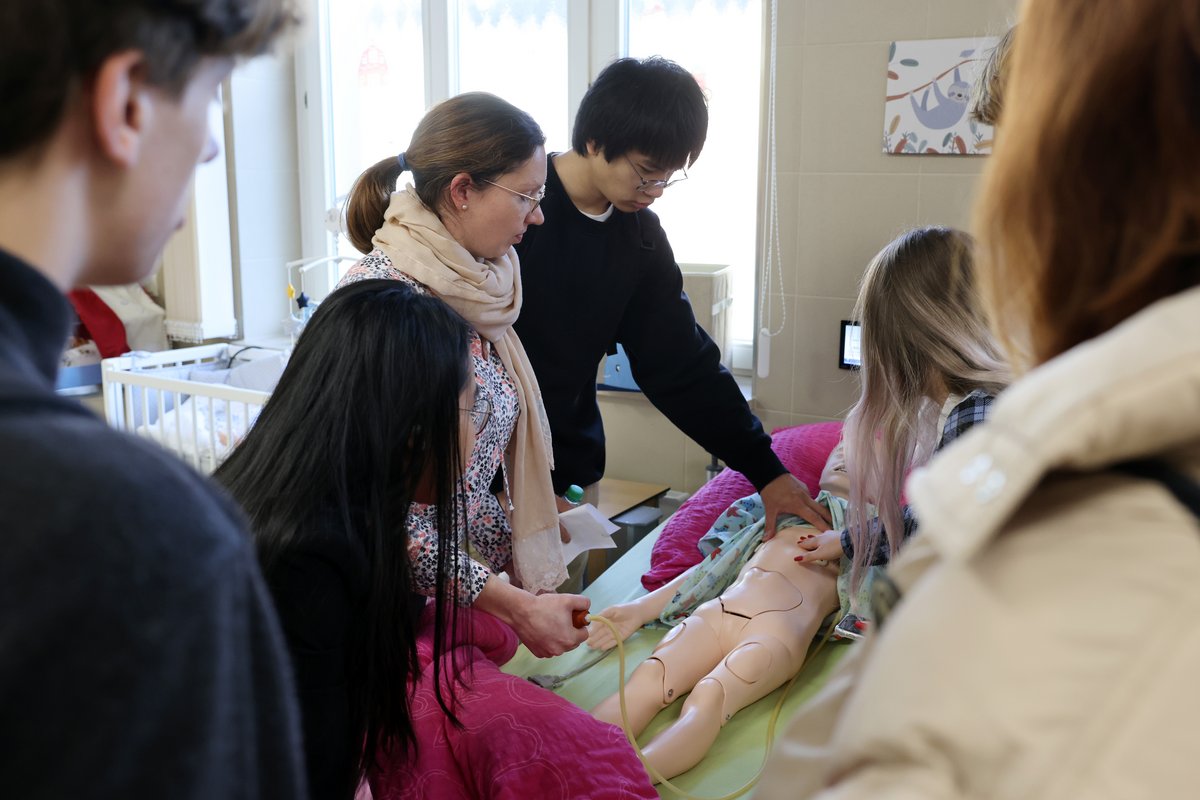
[101,344,283,474]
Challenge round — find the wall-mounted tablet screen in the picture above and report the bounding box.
[839,320,861,370]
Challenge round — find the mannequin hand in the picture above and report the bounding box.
[795,529,845,563]
[586,602,649,651]
[761,473,832,539]
[512,592,590,658]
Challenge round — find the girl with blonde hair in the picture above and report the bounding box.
[585,225,1006,781]
[798,226,1008,596]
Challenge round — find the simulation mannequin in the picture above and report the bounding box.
[587,519,839,780]
[586,226,1009,781]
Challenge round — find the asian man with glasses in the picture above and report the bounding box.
[514,57,834,596]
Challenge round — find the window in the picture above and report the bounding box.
[326,0,425,261]
[456,1,571,153]
[298,0,763,349]
[627,0,763,351]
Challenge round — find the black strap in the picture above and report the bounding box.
[632,210,656,251]
[1114,458,1200,521]
[867,458,1200,628]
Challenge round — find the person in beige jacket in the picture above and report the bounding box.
[756,0,1200,797]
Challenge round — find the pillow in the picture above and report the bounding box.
[642,421,843,590]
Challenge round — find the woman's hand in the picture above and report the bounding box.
[475,575,588,658]
[794,529,846,563]
[512,592,591,658]
[586,601,655,651]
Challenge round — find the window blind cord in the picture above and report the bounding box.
[757,0,787,344]
[756,0,786,379]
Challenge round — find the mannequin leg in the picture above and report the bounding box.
[591,602,724,735]
[640,571,837,782]
[591,659,669,736]
[639,632,801,781]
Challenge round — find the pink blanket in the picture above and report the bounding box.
[370,608,656,800]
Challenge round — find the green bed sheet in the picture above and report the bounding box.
[501,519,851,798]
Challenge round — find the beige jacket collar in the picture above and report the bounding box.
[907,285,1200,562]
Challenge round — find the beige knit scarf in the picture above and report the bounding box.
[373,187,567,593]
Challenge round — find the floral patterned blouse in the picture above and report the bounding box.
[339,251,519,604]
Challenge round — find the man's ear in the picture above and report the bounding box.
[91,50,149,168]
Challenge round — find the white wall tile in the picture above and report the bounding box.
[804,0,929,45]
[794,172,923,299]
[789,295,860,419]
[776,0,806,49]
[799,43,921,175]
[925,0,1017,40]
[917,173,983,231]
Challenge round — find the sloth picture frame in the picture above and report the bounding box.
[883,36,999,156]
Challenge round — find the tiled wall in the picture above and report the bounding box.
[602,0,1017,493]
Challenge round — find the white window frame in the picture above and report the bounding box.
[294,0,756,370]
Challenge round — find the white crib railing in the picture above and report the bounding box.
[101,344,274,474]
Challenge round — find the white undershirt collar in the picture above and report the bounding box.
[580,204,614,222]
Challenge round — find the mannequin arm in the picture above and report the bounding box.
[586,569,693,651]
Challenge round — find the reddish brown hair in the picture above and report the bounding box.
[974,0,1200,371]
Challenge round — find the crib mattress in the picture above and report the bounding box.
[501,518,851,798]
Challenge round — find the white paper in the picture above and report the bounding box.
[558,503,620,564]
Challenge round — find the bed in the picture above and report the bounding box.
[502,422,853,797]
[502,524,851,797]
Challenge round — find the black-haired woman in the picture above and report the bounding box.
[216,279,476,799]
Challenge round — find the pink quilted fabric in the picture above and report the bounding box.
[370,607,656,800]
[642,422,843,590]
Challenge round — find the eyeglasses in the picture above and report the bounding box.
[624,156,689,193]
[462,391,492,435]
[482,179,545,212]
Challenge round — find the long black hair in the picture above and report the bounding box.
[215,279,470,792]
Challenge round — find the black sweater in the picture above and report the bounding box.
[515,156,786,493]
[261,520,424,800]
[0,249,307,798]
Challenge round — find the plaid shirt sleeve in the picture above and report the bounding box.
[841,390,997,566]
[937,389,995,451]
